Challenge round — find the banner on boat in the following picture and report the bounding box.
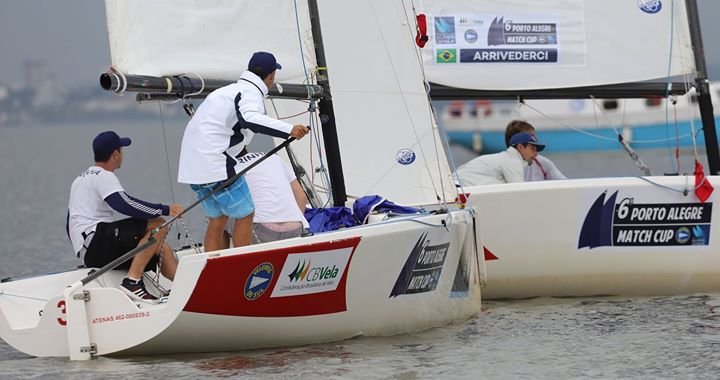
[432,11,585,65]
[270,250,352,298]
[390,232,450,297]
[184,237,360,317]
[578,191,712,248]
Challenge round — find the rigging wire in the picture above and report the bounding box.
[156,103,184,244]
[519,100,694,144]
[360,0,448,206]
[292,0,333,208]
[588,95,652,175]
[404,0,455,206]
[664,0,677,172]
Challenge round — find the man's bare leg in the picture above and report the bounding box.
[205,215,230,252]
[158,242,178,281]
[127,217,168,280]
[233,213,254,247]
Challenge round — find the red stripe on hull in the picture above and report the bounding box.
[184,237,361,317]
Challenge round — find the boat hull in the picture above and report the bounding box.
[464,176,720,299]
[0,210,481,357]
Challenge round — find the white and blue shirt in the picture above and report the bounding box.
[67,166,169,255]
[177,71,293,185]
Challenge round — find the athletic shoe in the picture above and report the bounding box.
[120,278,157,301]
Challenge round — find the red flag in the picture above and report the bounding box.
[455,192,470,205]
[415,14,428,48]
[694,160,714,203]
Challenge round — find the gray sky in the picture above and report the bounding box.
[0,0,719,88]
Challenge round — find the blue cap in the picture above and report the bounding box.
[248,51,282,77]
[509,132,545,152]
[93,131,131,158]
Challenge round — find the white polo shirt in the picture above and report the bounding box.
[236,153,309,228]
[67,166,124,254]
[526,154,567,181]
[177,71,293,185]
[455,147,527,186]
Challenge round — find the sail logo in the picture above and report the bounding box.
[487,16,557,46]
[434,17,456,45]
[436,49,457,63]
[578,190,713,249]
[390,233,450,297]
[271,248,353,298]
[288,259,339,283]
[638,0,662,14]
[396,149,416,165]
[288,260,311,281]
[244,262,273,301]
[488,17,507,46]
[464,29,479,44]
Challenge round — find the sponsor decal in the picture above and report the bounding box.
[390,233,450,297]
[638,0,662,14]
[244,262,273,300]
[430,11,584,66]
[464,29,479,44]
[460,48,557,63]
[184,237,361,317]
[436,49,457,63]
[578,190,712,248]
[488,17,557,46]
[271,249,352,298]
[396,148,416,165]
[91,312,150,325]
[434,16,456,44]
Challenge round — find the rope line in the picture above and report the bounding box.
[0,291,48,302]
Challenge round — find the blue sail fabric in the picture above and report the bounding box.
[352,195,421,224]
[304,195,421,233]
[304,206,356,233]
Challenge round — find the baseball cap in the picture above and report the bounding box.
[509,132,545,152]
[93,131,131,158]
[248,51,282,77]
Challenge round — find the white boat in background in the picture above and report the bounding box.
[0,0,482,359]
[439,84,720,154]
[414,0,720,299]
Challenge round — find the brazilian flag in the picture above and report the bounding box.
[436,49,457,63]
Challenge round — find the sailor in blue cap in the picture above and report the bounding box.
[177,52,310,252]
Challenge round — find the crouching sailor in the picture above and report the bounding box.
[66,131,183,302]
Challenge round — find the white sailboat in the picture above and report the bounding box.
[415,0,720,299]
[0,0,482,359]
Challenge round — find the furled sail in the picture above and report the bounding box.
[413,0,695,91]
[104,0,316,83]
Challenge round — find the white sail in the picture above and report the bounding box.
[272,0,457,206]
[104,0,316,82]
[104,0,458,206]
[414,0,695,90]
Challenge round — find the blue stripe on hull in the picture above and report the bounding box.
[446,118,716,154]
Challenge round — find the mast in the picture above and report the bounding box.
[307,0,347,206]
[686,0,720,174]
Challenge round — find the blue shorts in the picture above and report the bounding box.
[190,177,255,219]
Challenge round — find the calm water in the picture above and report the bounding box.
[0,121,717,378]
